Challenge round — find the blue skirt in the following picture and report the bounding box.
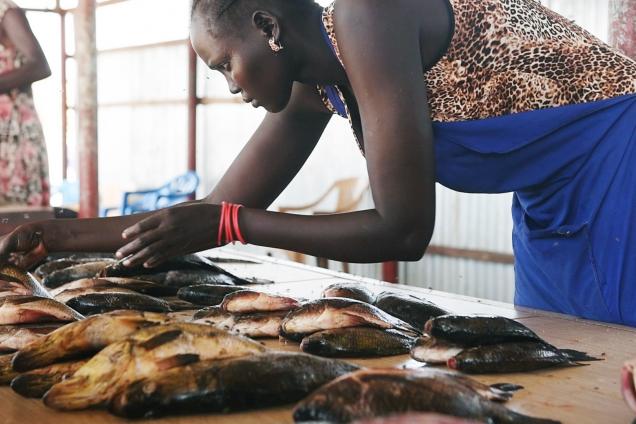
[433,95,636,326]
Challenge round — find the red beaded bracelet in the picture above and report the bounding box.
[217,201,247,246]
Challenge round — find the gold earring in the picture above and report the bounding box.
[268,37,283,52]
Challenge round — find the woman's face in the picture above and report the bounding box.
[190,13,295,113]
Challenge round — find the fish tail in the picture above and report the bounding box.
[506,412,561,424]
[11,373,59,398]
[559,349,602,362]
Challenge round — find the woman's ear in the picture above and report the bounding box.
[252,10,280,40]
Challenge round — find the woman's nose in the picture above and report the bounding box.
[226,77,241,95]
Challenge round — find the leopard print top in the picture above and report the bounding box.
[319,0,636,123]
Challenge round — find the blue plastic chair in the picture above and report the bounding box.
[101,171,199,216]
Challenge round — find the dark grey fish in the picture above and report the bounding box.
[281,298,421,342]
[177,284,247,306]
[374,292,449,331]
[109,351,360,419]
[34,257,115,280]
[66,292,172,315]
[301,327,415,358]
[447,341,599,374]
[54,285,140,304]
[292,368,559,424]
[50,277,177,297]
[11,359,88,398]
[322,283,376,304]
[426,315,543,346]
[43,261,116,288]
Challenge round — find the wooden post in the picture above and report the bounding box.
[74,0,99,218]
[609,0,636,60]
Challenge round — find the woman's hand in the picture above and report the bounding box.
[0,223,48,269]
[116,202,221,268]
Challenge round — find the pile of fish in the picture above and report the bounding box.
[622,358,636,414]
[411,315,599,373]
[293,368,559,423]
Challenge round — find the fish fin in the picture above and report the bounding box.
[559,349,602,362]
[155,353,200,371]
[490,383,524,393]
[138,330,182,350]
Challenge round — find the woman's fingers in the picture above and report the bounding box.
[121,214,161,241]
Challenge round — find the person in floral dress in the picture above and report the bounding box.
[0,0,51,207]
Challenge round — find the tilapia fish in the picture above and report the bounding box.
[446,341,596,374]
[374,292,449,331]
[43,322,266,410]
[110,351,359,418]
[177,284,247,306]
[12,310,172,372]
[410,335,463,364]
[43,261,115,288]
[0,324,59,353]
[300,327,415,358]
[66,292,172,315]
[622,358,636,413]
[11,359,88,398]
[0,353,18,384]
[50,277,177,297]
[293,368,557,424]
[426,315,543,346]
[0,296,83,325]
[34,257,115,280]
[280,298,420,342]
[54,285,140,304]
[322,283,376,304]
[128,270,242,287]
[220,289,300,313]
[193,306,287,338]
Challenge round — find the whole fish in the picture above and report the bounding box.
[0,296,83,325]
[0,324,58,353]
[177,284,247,306]
[410,335,463,364]
[293,368,557,424]
[12,310,172,372]
[11,359,88,398]
[204,255,259,264]
[622,358,636,413]
[34,257,115,280]
[447,341,598,374]
[300,327,415,358]
[322,283,376,304]
[280,298,420,342]
[193,306,287,338]
[50,277,177,297]
[127,270,241,287]
[43,322,266,410]
[43,261,116,288]
[426,315,543,346]
[66,292,172,315]
[0,264,51,298]
[54,285,140,304]
[374,292,449,331]
[110,351,359,418]
[220,290,300,313]
[0,354,18,384]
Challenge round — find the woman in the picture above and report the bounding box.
[0,0,51,207]
[1,0,635,326]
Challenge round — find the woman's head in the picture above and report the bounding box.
[190,0,317,112]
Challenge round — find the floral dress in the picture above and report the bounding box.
[0,0,49,207]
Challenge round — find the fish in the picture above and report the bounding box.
[0,264,51,298]
[300,327,415,358]
[0,280,32,298]
[410,335,463,364]
[43,261,116,288]
[34,257,115,280]
[12,310,173,372]
[292,368,557,424]
[43,322,266,410]
[11,359,88,398]
[50,277,177,297]
[622,358,636,413]
[177,284,247,306]
[193,306,287,338]
[66,292,172,315]
[128,270,241,287]
[0,324,59,353]
[204,256,259,264]
[322,283,376,304]
[280,298,421,342]
[425,315,543,346]
[374,292,449,331]
[447,341,599,374]
[0,296,83,325]
[109,351,359,418]
[220,289,300,313]
[54,285,141,304]
[0,354,18,384]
